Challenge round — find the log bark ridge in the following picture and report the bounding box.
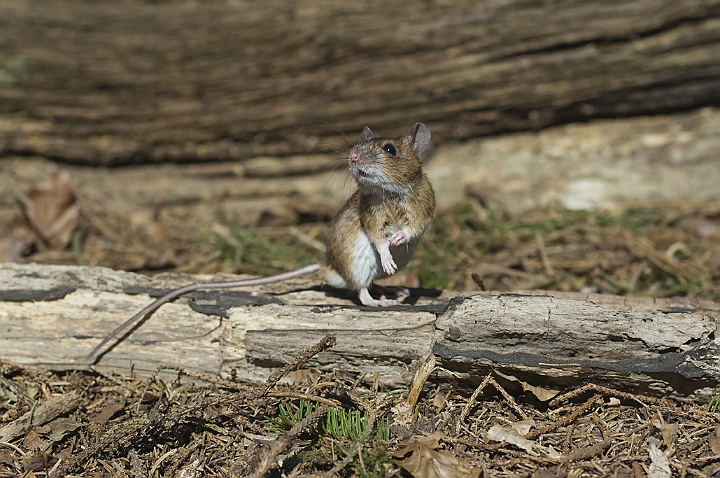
[1,263,718,402]
[0,0,719,164]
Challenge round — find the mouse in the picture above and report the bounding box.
[87,123,435,359]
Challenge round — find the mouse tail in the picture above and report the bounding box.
[201,263,321,288]
[86,263,321,360]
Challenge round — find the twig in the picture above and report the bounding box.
[459,374,493,424]
[526,394,602,440]
[266,391,341,408]
[559,414,612,461]
[549,384,657,408]
[262,334,337,396]
[0,391,81,442]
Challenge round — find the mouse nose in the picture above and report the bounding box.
[350,149,361,163]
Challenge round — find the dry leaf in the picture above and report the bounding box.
[0,452,14,466]
[22,430,50,452]
[393,432,445,458]
[432,390,448,409]
[91,402,125,425]
[708,436,720,455]
[659,423,678,448]
[495,370,559,401]
[652,419,679,448]
[647,442,671,478]
[23,169,79,250]
[44,417,82,442]
[21,450,57,472]
[395,442,480,478]
[289,369,315,385]
[511,418,536,436]
[487,424,535,453]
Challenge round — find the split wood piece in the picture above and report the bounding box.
[0,263,718,403]
[0,391,81,442]
[435,294,719,403]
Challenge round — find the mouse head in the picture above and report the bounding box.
[349,122,431,196]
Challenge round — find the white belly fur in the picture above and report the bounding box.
[350,233,420,287]
[349,232,379,288]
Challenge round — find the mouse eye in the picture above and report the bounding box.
[382,143,397,156]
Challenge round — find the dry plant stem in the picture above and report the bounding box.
[406,355,436,412]
[491,376,529,420]
[622,230,692,283]
[536,232,555,277]
[460,375,528,427]
[153,365,246,391]
[459,374,493,424]
[266,391,341,408]
[549,384,657,408]
[262,334,337,396]
[51,417,150,478]
[249,405,329,478]
[0,391,81,442]
[526,394,603,440]
[559,414,612,462]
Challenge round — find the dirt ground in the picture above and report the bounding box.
[1,346,720,477]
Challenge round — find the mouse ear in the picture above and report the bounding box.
[360,126,375,142]
[403,123,431,157]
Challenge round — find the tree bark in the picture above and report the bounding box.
[0,0,719,164]
[1,263,718,402]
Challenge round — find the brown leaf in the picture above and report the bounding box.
[23,170,79,250]
[43,417,82,442]
[289,369,316,385]
[91,402,125,425]
[0,234,31,261]
[0,452,14,466]
[708,437,720,455]
[395,442,480,478]
[21,450,57,472]
[495,370,559,402]
[22,430,50,452]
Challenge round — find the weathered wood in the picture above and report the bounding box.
[435,295,720,401]
[0,391,81,442]
[0,0,719,164]
[0,263,718,402]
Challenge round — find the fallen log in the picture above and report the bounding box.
[1,263,718,402]
[1,0,719,164]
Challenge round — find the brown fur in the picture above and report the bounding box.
[321,123,436,293]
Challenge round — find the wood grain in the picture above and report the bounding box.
[0,0,718,164]
[1,262,718,402]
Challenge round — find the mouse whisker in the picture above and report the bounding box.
[314,120,353,148]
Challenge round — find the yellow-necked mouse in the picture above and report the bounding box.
[88,123,435,359]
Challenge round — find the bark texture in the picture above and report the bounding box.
[1,263,718,402]
[0,0,719,164]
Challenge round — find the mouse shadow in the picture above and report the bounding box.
[303,283,443,308]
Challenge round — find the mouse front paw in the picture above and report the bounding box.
[380,249,398,275]
[389,230,409,247]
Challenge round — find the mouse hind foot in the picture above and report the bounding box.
[358,288,398,307]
